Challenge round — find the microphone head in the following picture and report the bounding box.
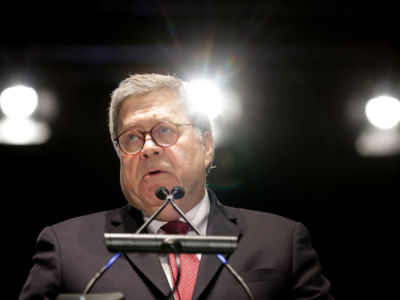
[171,186,185,199]
[155,186,169,200]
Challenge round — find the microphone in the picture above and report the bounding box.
[155,186,169,200]
[155,186,201,235]
[154,186,185,201]
[136,186,192,234]
[133,186,178,234]
[171,186,185,199]
[105,186,238,253]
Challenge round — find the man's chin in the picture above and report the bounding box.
[140,177,181,197]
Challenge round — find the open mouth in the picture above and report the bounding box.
[148,170,161,175]
[144,169,165,178]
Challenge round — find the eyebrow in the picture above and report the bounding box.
[120,119,174,133]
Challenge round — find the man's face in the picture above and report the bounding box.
[118,88,214,221]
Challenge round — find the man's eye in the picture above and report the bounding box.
[160,126,172,134]
[127,133,140,142]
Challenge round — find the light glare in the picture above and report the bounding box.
[186,79,223,120]
[0,118,50,145]
[0,85,38,118]
[365,96,400,129]
[355,127,400,156]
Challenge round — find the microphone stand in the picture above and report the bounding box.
[107,187,237,300]
[105,187,238,254]
[165,193,202,235]
[105,186,253,300]
[134,195,171,234]
[135,186,201,235]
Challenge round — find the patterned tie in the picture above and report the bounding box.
[161,220,200,300]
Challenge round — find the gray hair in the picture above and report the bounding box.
[109,74,213,161]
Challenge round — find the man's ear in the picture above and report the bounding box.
[202,131,214,169]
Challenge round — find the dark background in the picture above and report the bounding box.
[2,1,399,299]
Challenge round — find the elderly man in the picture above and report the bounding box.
[19,74,334,300]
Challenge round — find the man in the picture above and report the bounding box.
[19,74,334,299]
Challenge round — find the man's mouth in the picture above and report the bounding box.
[144,169,165,178]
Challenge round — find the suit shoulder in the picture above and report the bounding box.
[50,206,126,233]
[209,189,297,230]
[223,205,297,230]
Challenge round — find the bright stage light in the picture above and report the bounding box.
[185,79,223,120]
[0,85,54,145]
[365,96,400,129]
[355,127,400,156]
[184,78,242,147]
[0,118,50,145]
[0,85,38,118]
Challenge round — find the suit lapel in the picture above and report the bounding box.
[124,252,171,296]
[192,191,243,300]
[106,205,171,297]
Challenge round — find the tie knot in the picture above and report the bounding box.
[161,220,191,234]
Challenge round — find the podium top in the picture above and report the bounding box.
[56,292,124,300]
[104,233,238,254]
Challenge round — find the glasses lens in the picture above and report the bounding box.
[119,130,144,154]
[152,123,179,146]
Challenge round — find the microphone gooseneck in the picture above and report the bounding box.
[82,252,121,294]
[160,186,201,235]
[135,186,188,234]
[216,254,254,300]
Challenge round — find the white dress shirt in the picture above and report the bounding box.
[143,189,210,289]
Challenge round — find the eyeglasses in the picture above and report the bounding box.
[114,122,193,155]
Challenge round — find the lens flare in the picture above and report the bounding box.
[186,79,223,120]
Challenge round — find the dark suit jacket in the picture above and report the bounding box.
[19,190,333,299]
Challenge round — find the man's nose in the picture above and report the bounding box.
[140,134,163,159]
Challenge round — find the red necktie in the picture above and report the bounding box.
[161,220,199,300]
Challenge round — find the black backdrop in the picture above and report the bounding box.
[2,1,399,299]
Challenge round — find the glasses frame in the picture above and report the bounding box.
[114,122,193,155]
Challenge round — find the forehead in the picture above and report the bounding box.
[118,88,189,130]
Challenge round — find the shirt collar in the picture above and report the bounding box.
[144,189,210,235]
